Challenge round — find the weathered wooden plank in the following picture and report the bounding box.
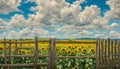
[4,38,7,64]
[34,36,38,69]
[107,38,110,69]
[0,64,34,67]
[96,38,100,69]
[0,63,48,67]
[102,39,105,68]
[51,38,56,69]
[111,41,114,69]
[4,38,7,69]
[7,55,34,58]
[56,56,96,58]
[113,40,117,67]
[101,40,104,69]
[0,55,48,58]
[103,39,107,68]
[48,38,52,69]
[118,40,120,67]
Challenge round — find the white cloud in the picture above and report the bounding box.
[95,34,104,38]
[0,0,21,14]
[0,32,7,39]
[109,31,120,38]
[29,0,112,32]
[56,25,78,33]
[0,0,120,39]
[0,19,8,30]
[2,14,49,39]
[79,5,100,24]
[111,23,119,28]
[5,27,48,39]
[7,14,29,29]
[7,30,20,39]
[105,0,120,20]
[66,30,93,38]
[78,30,92,35]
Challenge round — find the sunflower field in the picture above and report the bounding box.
[0,39,96,69]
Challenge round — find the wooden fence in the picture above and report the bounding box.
[0,37,56,69]
[96,38,120,69]
[0,37,120,69]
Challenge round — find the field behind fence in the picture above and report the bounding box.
[0,37,120,69]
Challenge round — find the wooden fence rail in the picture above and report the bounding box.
[0,37,120,69]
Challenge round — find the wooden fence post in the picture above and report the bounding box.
[111,40,114,68]
[101,40,103,68]
[118,40,120,67]
[113,40,117,67]
[4,38,7,63]
[51,38,56,69]
[4,38,7,69]
[48,38,52,69]
[107,38,110,69]
[104,39,107,68]
[48,38,56,69]
[34,36,38,69]
[96,38,100,69]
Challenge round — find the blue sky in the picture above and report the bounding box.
[0,0,120,39]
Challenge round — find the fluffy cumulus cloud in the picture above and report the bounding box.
[30,0,116,28]
[0,15,49,39]
[105,0,120,20]
[0,0,21,14]
[0,0,120,39]
[6,28,48,39]
[7,14,29,29]
[0,28,48,39]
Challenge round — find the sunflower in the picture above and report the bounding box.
[75,46,77,48]
[21,50,26,55]
[90,48,95,53]
[82,48,86,53]
[81,46,84,49]
[18,50,22,55]
[68,46,72,49]
[61,48,66,53]
[26,50,31,55]
[67,50,72,55]
[41,47,45,51]
[74,49,77,54]
[0,47,3,50]
[77,47,82,52]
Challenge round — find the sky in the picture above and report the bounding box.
[0,0,120,39]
